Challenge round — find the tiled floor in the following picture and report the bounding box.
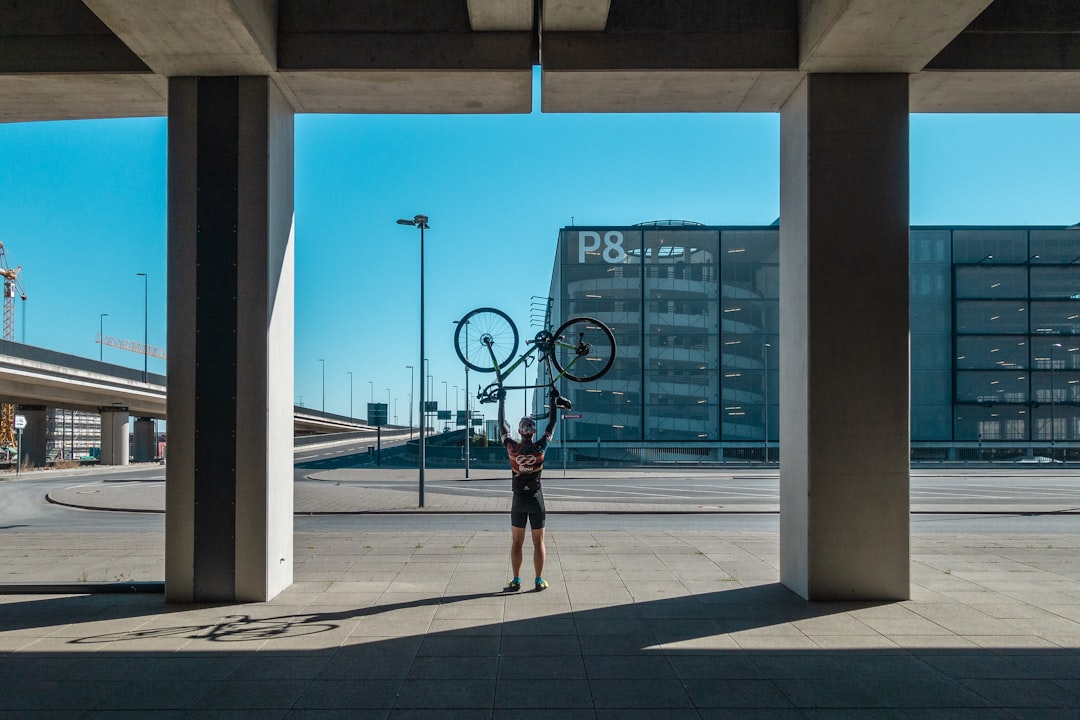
[1,527,1079,717]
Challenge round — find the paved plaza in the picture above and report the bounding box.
[2,466,1080,717]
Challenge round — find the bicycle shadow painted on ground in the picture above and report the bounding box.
[54,582,868,651]
[67,591,505,645]
[4,585,1080,713]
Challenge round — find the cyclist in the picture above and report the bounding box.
[499,387,568,592]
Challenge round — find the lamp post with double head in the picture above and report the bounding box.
[453,318,472,478]
[397,214,429,507]
[406,365,414,438]
[764,342,771,463]
[318,358,325,413]
[136,273,148,382]
[1051,343,1062,460]
[99,313,109,362]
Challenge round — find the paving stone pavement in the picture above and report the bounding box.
[2,527,1080,716]
[3,463,1080,716]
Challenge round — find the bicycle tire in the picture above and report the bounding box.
[551,316,616,382]
[454,307,519,373]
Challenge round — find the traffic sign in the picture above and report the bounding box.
[367,403,388,427]
[13,414,26,429]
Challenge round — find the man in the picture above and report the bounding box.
[499,387,568,592]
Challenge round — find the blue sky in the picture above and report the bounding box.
[2,83,1080,425]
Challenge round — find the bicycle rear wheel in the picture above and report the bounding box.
[552,317,616,382]
[454,307,519,373]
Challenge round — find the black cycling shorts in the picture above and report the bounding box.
[510,489,546,530]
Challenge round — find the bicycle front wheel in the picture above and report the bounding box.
[552,317,616,382]
[455,307,519,373]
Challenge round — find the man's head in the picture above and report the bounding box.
[518,416,537,437]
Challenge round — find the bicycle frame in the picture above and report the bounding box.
[455,307,616,408]
[477,329,566,404]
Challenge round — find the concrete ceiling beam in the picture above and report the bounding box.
[0,74,166,123]
[467,0,534,31]
[911,70,1080,112]
[543,0,611,31]
[541,69,802,113]
[277,70,532,114]
[82,0,277,76]
[799,0,994,72]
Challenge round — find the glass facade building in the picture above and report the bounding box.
[543,223,1080,463]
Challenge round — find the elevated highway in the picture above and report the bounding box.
[0,339,388,462]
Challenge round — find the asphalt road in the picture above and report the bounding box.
[4,442,1080,534]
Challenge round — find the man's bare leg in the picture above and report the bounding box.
[531,527,546,581]
[510,526,526,578]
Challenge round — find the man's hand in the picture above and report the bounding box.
[550,387,571,410]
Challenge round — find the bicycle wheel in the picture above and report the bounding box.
[455,307,519,373]
[552,317,616,382]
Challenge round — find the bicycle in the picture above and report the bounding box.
[453,307,617,407]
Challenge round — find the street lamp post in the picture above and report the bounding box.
[318,358,325,413]
[406,365,414,438]
[763,342,771,463]
[99,313,109,362]
[454,318,472,478]
[368,380,373,404]
[442,380,448,430]
[1051,343,1062,460]
[398,214,429,507]
[136,273,148,382]
[347,371,353,418]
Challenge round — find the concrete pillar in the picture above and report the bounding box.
[17,405,47,468]
[779,74,910,601]
[98,407,130,466]
[166,76,295,603]
[133,417,155,462]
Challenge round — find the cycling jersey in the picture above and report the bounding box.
[503,431,552,493]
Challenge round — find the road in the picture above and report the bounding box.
[2,432,1080,534]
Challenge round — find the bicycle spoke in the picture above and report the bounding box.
[454,307,519,373]
[552,317,616,382]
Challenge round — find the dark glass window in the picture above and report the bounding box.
[910,230,950,263]
[955,371,1029,404]
[912,334,952,371]
[1030,230,1080,264]
[954,266,1027,299]
[954,405,1028,441]
[912,404,952,441]
[1030,301,1080,334]
[955,336,1028,370]
[955,301,1028,334]
[1029,266,1080,299]
[952,230,1028,264]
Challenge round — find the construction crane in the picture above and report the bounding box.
[0,241,27,447]
[96,334,167,360]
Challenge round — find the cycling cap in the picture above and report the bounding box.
[518,416,537,435]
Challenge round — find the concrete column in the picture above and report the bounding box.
[98,407,130,466]
[17,405,47,468]
[166,76,295,603]
[779,73,910,601]
[133,417,155,462]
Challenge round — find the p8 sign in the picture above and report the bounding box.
[578,231,627,264]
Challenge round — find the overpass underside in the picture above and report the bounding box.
[3,0,1078,602]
